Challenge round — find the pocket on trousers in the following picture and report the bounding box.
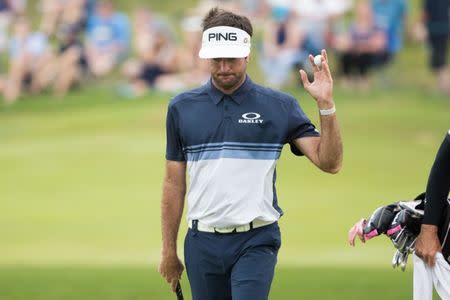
[261,223,281,252]
[270,223,282,250]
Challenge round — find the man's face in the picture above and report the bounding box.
[209,57,247,91]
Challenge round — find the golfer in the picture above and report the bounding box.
[159,7,343,300]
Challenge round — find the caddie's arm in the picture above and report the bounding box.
[158,160,186,292]
[416,224,440,267]
[295,49,343,174]
[416,131,450,266]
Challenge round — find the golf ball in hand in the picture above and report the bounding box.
[314,55,323,67]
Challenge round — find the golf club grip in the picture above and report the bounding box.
[175,281,184,300]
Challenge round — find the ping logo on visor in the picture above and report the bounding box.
[208,32,237,41]
[199,26,251,59]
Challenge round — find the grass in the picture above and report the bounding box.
[1,0,449,298]
[0,266,413,300]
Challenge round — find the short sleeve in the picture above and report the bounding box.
[286,98,320,156]
[165,103,185,161]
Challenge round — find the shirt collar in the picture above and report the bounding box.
[207,75,253,105]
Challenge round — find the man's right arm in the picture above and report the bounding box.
[159,160,187,291]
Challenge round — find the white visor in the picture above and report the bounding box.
[199,26,251,59]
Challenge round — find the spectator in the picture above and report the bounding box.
[19,23,87,96]
[51,24,87,95]
[259,5,305,88]
[131,7,154,61]
[39,0,63,36]
[132,7,176,67]
[153,15,210,92]
[120,7,177,97]
[3,18,53,103]
[422,0,450,93]
[85,0,130,77]
[371,0,408,65]
[292,0,353,58]
[60,0,87,29]
[333,0,387,89]
[39,0,85,36]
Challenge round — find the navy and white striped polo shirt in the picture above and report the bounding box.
[166,76,319,227]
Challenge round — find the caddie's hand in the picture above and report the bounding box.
[348,218,367,246]
[159,253,184,292]
[299,49,334,107]
[415,224,441,267]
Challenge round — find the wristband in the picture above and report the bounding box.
[319,105,336,116]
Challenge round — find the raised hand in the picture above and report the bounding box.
[299,49,334,106]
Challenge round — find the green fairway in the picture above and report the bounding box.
[0,266,413,300]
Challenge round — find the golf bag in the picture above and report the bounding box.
[362,193,450,270]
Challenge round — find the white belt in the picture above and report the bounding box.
[188,219,275,233]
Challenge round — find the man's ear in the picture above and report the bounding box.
[245,56,250,63]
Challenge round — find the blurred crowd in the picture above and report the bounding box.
[0,0,448,103]
[257,0,406,90]
[0,0,212,103]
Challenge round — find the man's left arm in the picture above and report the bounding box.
[295,49,343,174]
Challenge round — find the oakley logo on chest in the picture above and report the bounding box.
[208,32,238,42]
[239,112,263,124]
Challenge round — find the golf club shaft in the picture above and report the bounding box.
[175,280,184,300]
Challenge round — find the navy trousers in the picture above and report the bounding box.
[184,222,281,300]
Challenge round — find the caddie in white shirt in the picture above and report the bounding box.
[158,7,343,300]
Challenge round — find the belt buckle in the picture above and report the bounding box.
[214,226,237,234]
